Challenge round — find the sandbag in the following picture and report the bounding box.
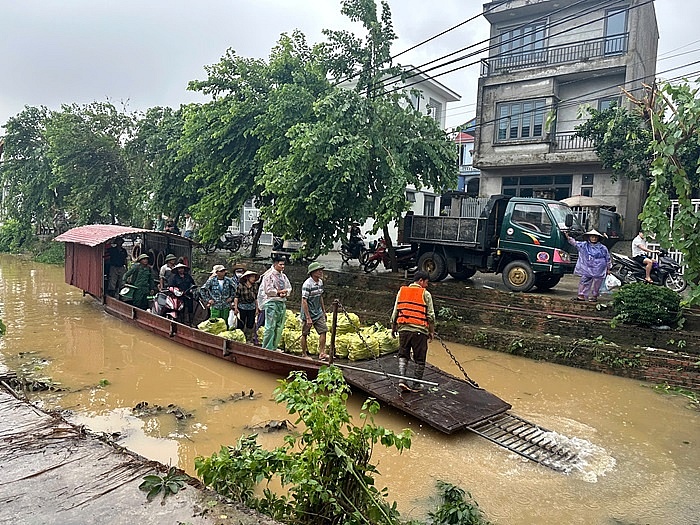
[218,329,246,342]
[197,318,228,335]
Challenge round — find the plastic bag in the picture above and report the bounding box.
[227,309,239,330]
[605,273,622,290]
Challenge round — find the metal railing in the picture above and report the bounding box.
[481,33,629,76]
[553,131,595,151]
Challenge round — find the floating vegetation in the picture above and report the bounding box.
[132,401,193,420]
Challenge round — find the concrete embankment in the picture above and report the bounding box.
[0,378,280,525]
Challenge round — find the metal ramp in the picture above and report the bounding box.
[468,412,580,472]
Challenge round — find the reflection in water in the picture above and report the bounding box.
[1,254,698,524]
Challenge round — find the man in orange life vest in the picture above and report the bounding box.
[391,271,435,392]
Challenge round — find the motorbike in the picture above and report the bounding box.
[340,235,367,264]
[272,236,319,263]
[202,231,245,254]
[151,285,198,323]
[361,237,417,273]
[610,250,687,292]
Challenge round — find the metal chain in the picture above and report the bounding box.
[434,333,481,389]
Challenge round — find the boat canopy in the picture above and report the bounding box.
[55,225,194,300]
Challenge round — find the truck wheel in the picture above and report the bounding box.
[449,265,477,281]
[534,273,561,290]
[417,252,448,281]
[502,260,535,292]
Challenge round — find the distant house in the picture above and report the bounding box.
[473,0,658,238]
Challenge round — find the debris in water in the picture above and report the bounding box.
[245,419,296,432]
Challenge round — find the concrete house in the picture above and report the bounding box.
[473,0,658,239]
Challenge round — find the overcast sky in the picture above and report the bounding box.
[1,0,697,131]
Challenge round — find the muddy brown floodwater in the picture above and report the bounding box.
[1,254,698,524]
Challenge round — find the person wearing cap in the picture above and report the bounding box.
[168,263,196,325]
[200,264,237,327]
[261,254,292,351]
[233,270,259,343]
[159,253,178,289]
[565,229,611,302]
[123,254,158,310]
[300,262,328,359]
[106,237,128,297]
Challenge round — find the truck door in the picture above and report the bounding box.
[503,202,554,268]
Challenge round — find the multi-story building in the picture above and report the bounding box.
[473,0,658,238]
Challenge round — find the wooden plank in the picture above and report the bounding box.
[342,355,511,434]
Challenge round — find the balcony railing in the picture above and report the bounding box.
[481,33,629,76]
[552,131,595,151]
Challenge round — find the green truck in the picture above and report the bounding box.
[399,194,583,292]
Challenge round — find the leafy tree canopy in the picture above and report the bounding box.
[638,80,700,305]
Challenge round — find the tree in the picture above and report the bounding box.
[575,99,700,192]
[638,80,700,305]
[0,106,61,232]
[45,102,134,224]
[262,0,456,259]
[125,106,198,228]
[181,31,328,250]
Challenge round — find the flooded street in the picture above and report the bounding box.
[1,254,698,524]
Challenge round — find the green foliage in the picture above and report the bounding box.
[0,219,33,253]
[612,282,682,327]
[0,319,5,337]
[139,466,190,502]
[639,80,700,306]
[652,383,699,410]
[428,480,491,525]
[575,104,652,183]
[33,241,65,265]
[125,106,198,227]
[195,366,412,525]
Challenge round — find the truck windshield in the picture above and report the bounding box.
[548,203,583,230]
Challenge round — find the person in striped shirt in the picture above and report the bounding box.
[300,262,328,360]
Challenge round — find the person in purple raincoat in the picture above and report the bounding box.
[565,229,611,302]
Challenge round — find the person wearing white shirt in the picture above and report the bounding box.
[631,231,659,283]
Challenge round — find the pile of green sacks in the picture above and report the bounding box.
[197,311,398,361]
[273,310,398,361]
[197,318,246,342]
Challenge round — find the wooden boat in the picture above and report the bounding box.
[55,225,511,434]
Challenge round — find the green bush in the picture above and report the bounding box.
[195,366,412,525]
[429,481,490,525]
[34,241,65,265]
[612,283,682,327]
[0,219,33,253]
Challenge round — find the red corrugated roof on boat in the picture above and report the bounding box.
[54,225,150,247]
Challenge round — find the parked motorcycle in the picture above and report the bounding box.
[202,231,245,254]
[610,250,687,292]
[271,236,319,263]
[151,285,198,323]
[362,237,417,273]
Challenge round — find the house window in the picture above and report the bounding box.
[406,191,416,202]
[428,98,442,124]
[497,100,547,141]
[423,195,436,216]
[605,8,628,55]
[498,22,547,67]
[581,173,594,197]
[599,97,621,111]
[502,175,572,201]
